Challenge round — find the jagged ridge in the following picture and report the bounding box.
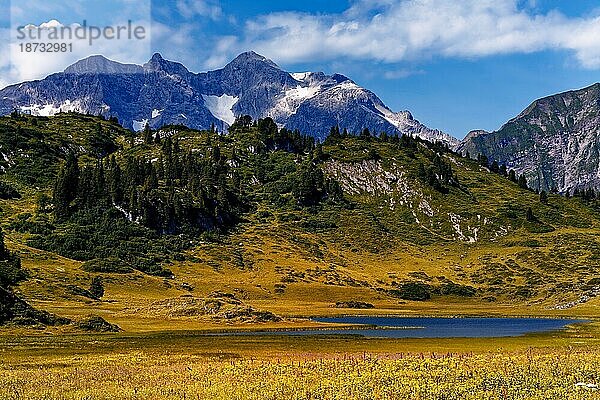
[0,52,458,146]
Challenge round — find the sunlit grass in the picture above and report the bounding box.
[1,348,599,399]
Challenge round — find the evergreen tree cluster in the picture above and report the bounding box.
[53,136,244,235]
[572,187,599,202]
[324,124,429,154]
[41,116,347,276]
[417,154,460,194]
[231,116,316,154]
[231,117,344,207]
[293,161,344,206]
[476,153,528,190]
[0,228,25,289]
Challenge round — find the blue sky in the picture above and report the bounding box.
[2,0,600,138]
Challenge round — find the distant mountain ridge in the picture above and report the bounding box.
[458,83,600,193]
[0,52,458,146]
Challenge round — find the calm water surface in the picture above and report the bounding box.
[219,317,586,338]
[306,316,586,338]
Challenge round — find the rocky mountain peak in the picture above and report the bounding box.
[463,130,490,142]
[64,55,143,75]
[225,51,279,70]
[0,51,457,146]
[143,53,190,76]
[330,73,351,84]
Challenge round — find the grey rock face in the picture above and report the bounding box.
[457,83,600,193]
[64,55,143,75]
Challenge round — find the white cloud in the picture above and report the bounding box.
[176,0,222,20]
[4,0,600,88]
[6,18,152,83]
[40,19,64,29]
[0,0,154,87]
[383,68,424,79]
[203,36,238,69]
[217,0,600,69]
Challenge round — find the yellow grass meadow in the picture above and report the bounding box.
[1,346,600,399]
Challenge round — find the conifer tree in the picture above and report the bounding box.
[490,160,499,173]
[477,154,489,167]
[144,166,158,191]
[499,164,507,176]
[108,156,123,203]
[53,153,79,219]
[89,277,104,300]
[526,207,535,221]
[518,174,528,189]
[327,126,341,143]
[143,123,153,144]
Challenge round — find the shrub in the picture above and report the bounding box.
[587,277,600,286]
[334,301,375,309]
[82,257,133,274]
[9,213,54,235]
[76,315,121,332]
[0,258,26,288]
[388,282,431,301]
[0,182,20,199]
[439,283,477,297]
[89,277,104,299]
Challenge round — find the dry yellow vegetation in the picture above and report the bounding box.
[3,115,600,399]
[1,322,599,400]
[1,348,600,399]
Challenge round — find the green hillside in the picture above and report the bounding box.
[1,113,600,331]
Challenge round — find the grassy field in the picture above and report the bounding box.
[3,115,600,330]
[3,115,600,398]
[1,321,600,399]
[9,220,600,333]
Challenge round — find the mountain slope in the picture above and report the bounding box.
[1,114,600,330]
[0,52,458,146]
[458,83,600,193]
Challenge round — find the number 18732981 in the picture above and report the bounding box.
[19,43,73,53]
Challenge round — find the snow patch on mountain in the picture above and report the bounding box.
[374,103,410,128]
[152,109,163,119]
[285,85,321,105]
[19,100,84,116]
[202,94,238,126]
[291,72,311,82]
[269,83,322,121]
[322,80,366,101]
[133,119,149,131]
[336,81,361,91]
